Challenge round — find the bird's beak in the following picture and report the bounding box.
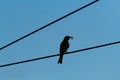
[70,36,73,40]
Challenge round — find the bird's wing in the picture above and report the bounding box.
[60,42,69,53]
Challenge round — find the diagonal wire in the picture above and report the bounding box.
[0,0,99,51]
[0,40,120,68]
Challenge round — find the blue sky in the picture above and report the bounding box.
[0,0,120,80]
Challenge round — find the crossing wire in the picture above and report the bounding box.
[0,0,99,51]
[0,41,120,68]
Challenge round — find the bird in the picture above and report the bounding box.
[58,36,73,64]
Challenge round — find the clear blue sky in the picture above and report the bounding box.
[0,0,120,80]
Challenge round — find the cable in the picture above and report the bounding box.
[0,40,119,68]
[0,0,99,51]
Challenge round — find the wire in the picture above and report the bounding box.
[0,40,119,68]
[0,0,99,51]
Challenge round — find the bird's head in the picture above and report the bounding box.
[65,36,73,40]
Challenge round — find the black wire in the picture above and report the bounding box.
[0,0,99,51]
[0,40,119,68]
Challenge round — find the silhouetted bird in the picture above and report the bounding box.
[58,36,73,64]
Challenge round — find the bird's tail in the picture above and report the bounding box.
[58,54,63,64]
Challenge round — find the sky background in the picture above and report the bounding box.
[0,0,120,80]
